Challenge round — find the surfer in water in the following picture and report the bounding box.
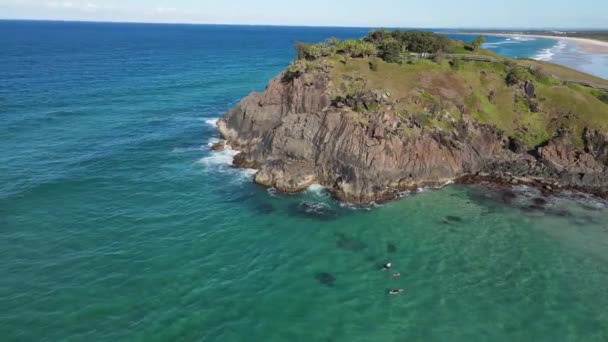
[381,262,392,271]
[388,289,404,295]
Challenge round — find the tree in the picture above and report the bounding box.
[378,37,402,63]
[471,35,486,51]
[294,42,331,60]
[365,28,391,44]
[334,40,377,58]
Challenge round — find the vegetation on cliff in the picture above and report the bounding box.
[290,30,608,148]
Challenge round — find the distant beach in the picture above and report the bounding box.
[462,32,608,79]
[478,33,608,54]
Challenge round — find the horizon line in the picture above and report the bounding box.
[1,18,607,31]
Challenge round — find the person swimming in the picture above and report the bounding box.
[388,289,404,295]
[382,262,392,271]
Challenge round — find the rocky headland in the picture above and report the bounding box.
[216,31,608,204]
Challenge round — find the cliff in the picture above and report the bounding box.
[217,39,608,204]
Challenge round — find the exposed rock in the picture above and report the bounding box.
[218,66,608,204]
[523,80,535,98]
[210,141,225,151]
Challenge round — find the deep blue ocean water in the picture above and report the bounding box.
[2,21,608,341]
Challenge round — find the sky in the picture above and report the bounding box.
[0,0,606,28]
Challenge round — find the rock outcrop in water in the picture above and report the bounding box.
[217,36,608,204]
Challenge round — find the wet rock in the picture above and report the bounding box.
[210,141,225,151]
[232,153,259,169]
[387,242,397,254]
[549,208,572,217]
[531,198,547,206]
[501,190,517,204]
[315,272,336,287]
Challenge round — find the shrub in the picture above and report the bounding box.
[530,66,551,84]
[378,37,402,63]
[334,39,377,58]
[365,28,391,44]
[506,66,532,86]
[432,51,445,64]
[449,58,462,70]
[324,37,340,47]
[283,60,313,82]
[471,35,485,51]
[391,30,452,53]
[294,42,331,61]
[596,90,608,104]
[369,60,378,71]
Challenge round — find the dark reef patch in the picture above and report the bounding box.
[315,272,336,287]
[387,242,397,253]
[445,215,463,222]
[288,201,339,221]
[335,233,367,252]
[254,202,274,214]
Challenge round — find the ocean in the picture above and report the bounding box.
[1,21,608,341]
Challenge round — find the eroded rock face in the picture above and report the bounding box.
[218,69,608,203]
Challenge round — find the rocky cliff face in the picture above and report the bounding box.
[218,68,608,204]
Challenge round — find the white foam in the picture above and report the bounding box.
[306,183,330,198]
[197,138,257,181]
[512,36,536,42]
[533,40,567,62]
[171,145,206,153]
[204,118,219,128]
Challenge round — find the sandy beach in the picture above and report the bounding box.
[477,33,608,54]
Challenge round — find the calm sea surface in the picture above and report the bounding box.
[1,21,607,341]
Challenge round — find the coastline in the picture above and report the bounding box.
[470,32,608,54]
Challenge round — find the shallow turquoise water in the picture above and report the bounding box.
[1,21,608,341]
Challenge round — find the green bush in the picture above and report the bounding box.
[334,39,377,58]
[391,30,452,53]
[506,67,532,86]
[365,28,392,44]
[283,60,313,82]
[449,58,462,70]
[471,35,485,51]
[369,60,378,71]
[596,91,608,104]
[378,37,402,63]
[294,42,332,61]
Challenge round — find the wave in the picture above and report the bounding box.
[512,36,537,42]
[197,138,257,180]
[204,118,219,128]
[171,145,206,153]
[306,184,330,198]
[533,40,567,62]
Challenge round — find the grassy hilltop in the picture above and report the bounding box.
[287,30,608,148]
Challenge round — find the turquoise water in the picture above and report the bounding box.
[2,21,608,341]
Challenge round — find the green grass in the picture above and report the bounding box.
[318,54,608,147]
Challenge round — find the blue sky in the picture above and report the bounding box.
[0,0,606,28]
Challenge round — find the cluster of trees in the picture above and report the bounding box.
[364,29,453,62]
[295,38,376,61]
[294,30,486,65]
[294,29,453,63]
